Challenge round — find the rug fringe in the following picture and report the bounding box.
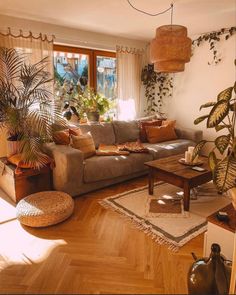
[99,199,181,252]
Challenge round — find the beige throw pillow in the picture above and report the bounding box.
[71,133,96,159]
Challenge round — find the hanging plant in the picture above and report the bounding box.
[192,26,236,65]
[141,64,173,116]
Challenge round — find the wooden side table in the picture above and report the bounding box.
[0,157,52,203]
[203,204,236,260]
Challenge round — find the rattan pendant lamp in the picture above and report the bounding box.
[127,1,192,73]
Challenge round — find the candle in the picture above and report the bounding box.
[185,151,191,163]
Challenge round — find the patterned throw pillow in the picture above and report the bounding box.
[139,120,162,142]
[145,125,177,144]
[71,133,96,159]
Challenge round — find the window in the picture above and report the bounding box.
[53,45,117,118]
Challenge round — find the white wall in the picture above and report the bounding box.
[165,35,236,149]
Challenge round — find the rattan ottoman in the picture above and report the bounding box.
[16,191,74,227]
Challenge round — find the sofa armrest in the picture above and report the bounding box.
[43,143,84,195]
[175,127,203,143]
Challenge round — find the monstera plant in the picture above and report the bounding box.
[192,62,236,193]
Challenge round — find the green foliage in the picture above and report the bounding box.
[192,26,236,65]
[75,86,111,116]
[193,60,236,192]
[141,64,173,116]
[0,47,66,169]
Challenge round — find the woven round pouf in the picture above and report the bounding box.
[16,191,74,227]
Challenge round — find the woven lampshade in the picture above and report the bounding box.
[150,25,192,73]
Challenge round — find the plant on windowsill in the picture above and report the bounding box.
[192,60,236,204]
[0,47,66,169]
[76,86,111,122]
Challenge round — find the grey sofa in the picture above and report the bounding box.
[44,121,202,196]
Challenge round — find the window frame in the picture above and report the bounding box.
[53,44,116,91]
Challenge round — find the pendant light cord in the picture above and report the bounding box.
[127,0,173,18]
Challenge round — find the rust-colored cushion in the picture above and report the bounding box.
[53,130,70,145]
[69,127,82,136]
[162,119,176,127]
[71,133,96,159]
[145,125,177,144]
[7,153,53,175]
[139,120,162,142]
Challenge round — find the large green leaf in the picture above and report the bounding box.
[207,99,229,128]
[214,156,236,192]
[215,135,231,154]
[208,151,218,171]
[192,140,207,160]
[199,101,216,111]
[217,87,233,101]
[215,125,231,132]
[194,115,208,125]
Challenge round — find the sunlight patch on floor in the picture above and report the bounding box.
[0,189,16,224]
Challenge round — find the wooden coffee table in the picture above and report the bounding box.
[145,154,212,211]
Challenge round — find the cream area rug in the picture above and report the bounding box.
[99,182,231,251]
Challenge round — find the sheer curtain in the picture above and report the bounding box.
[116,46,143,120]
[0,28,54,157]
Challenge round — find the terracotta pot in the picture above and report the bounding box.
[6,139,21,157]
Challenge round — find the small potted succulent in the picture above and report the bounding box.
[192,60,236,203]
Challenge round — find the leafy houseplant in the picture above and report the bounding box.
[193,63,236,193]
[0,47,65,168]
[141,64,173,116]
[76,87,111,122]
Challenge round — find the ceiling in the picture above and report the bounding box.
[0,0,235,41]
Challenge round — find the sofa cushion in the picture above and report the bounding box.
[139,120,163,142]
[71,133,96,159]
[112,120,139,144]
[143,139,195,159]
[83,152,152,183]
[78,123,115,148]
[145,124,178,143]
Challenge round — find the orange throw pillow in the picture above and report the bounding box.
[7,153,54,175]
[162,119,176,127]
[53,130,70,145]
[139,120,162,142]
[145,125,177,144]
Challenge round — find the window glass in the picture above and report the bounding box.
[96,56,117,119]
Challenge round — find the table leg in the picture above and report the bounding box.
[148,167,154,195]
[183,182,190,211]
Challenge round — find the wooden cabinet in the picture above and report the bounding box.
[203,204,235,260]
[0,158,52,203]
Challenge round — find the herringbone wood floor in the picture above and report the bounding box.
[0,177,204,294]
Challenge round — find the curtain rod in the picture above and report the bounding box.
[0,27,55,43]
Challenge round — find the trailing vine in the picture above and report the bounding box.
[192,26,236,65]
[141,64,173,116]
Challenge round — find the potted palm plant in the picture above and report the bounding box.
[0,47,66,169]
[192,60,236,204]
[77,87,111,122]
